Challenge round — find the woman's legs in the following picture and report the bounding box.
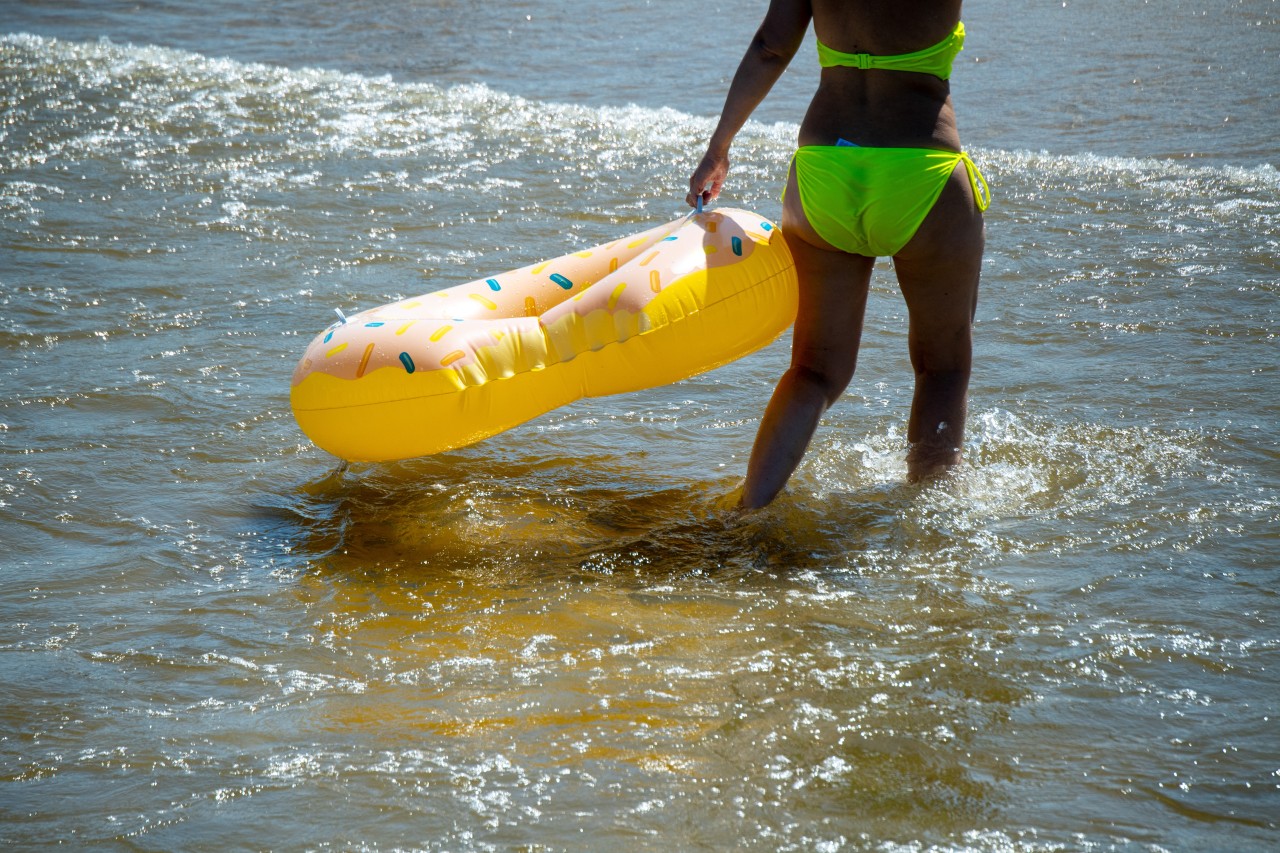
[739,164,874,509]
[740,157,985,506]
[892,161,985,482]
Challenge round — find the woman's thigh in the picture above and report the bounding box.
[780,162,876,395]
[892,161,985,358]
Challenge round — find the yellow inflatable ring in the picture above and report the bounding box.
[290,208,798,462]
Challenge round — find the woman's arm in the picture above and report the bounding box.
[687,0,812,207]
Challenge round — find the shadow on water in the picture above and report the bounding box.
[241,446,1051,845]
[271,445,870,584]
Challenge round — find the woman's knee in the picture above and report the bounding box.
[787,359,852,408]
[908,323,972,376]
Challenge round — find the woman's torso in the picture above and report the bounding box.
[800,0,963,150]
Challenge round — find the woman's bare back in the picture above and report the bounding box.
[810,0,962,56]
[802,0,964,150]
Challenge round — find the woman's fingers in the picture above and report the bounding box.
[687,153,729,207]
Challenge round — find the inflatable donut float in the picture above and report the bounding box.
[290,207,798,462]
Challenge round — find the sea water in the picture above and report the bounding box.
[1,0,1277,850]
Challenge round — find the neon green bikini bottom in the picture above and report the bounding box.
[789,146,991,258]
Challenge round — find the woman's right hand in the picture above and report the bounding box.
[686,148,730,209]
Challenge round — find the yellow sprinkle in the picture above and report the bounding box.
[468,293,498,310]
[574,251,593,258]
[649,270,661,292]
[707,220,718,233]
[639,251,659,266]
[626,238,647,248]
[531,262,550,275]
[492,330,505,341]
[704,245,718,254]
[524,296,539,316]
[356,343,375,378]
[395,320,417,336]
[402,300,422,309]
[441,350,465,367]
[608,258,619,273]
[607,282,627,310]
[429,324,452,342]
[325,342,348,358]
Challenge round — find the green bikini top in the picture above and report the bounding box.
[816,21,966,80]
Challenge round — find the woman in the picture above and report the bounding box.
[687,0,989,509]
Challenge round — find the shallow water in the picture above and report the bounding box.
[2,0,1278,850]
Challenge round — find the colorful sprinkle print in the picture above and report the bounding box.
[356,343,375,378]
[607,282,628,310]
[295,208,780,390]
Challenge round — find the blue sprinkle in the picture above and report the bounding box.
[399,352,415,373]
[323,331,333,343]
[761,222,773,231]
[486,278,501,291]
[662,236,678,241]
[550,273,573,289]
[731,236,743,256]
[365,321,385,327]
